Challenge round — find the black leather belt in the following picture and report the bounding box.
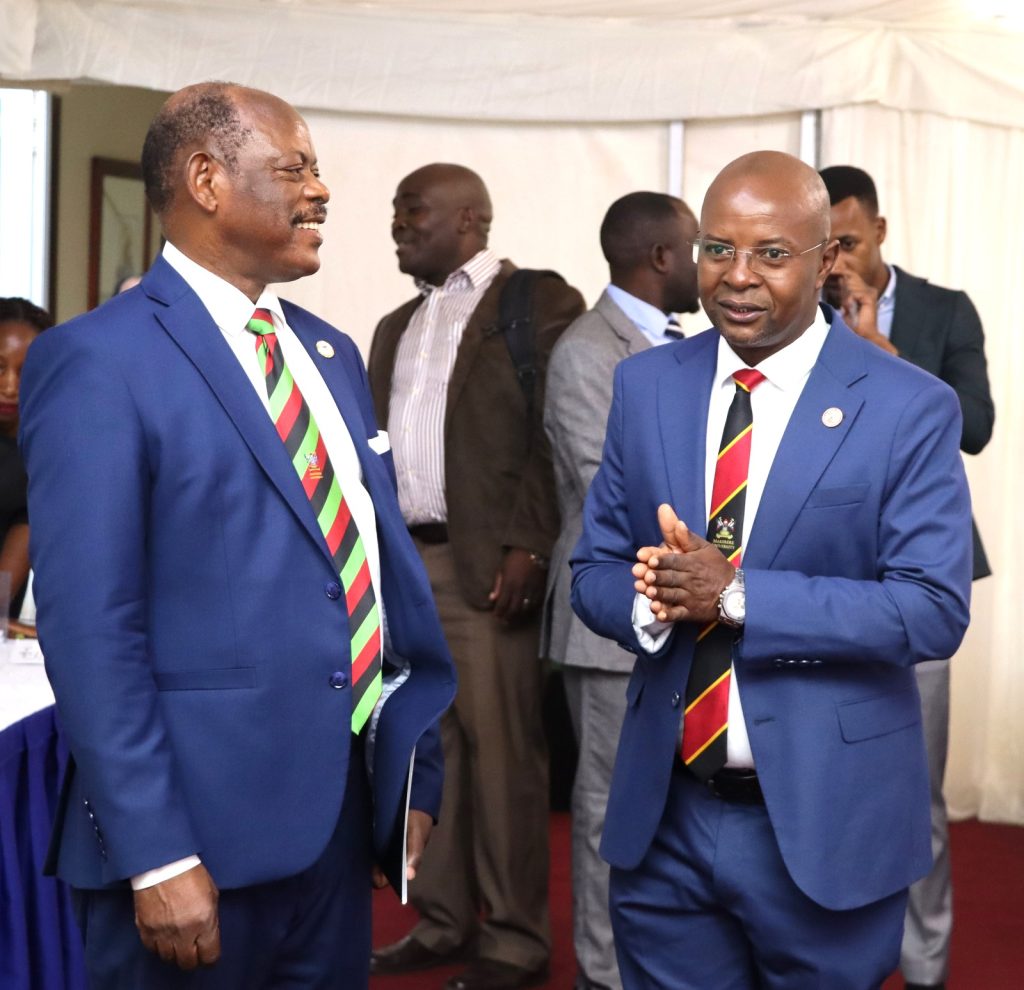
[409,523,449,544]
[706,768,764,805]
[675,762,765,805]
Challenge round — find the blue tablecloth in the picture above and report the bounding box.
[0,705,87,989]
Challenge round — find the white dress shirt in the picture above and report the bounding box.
[388,248,502,526]
[635,307,830,767]
[133,242,384,889]
[875,264,897,340]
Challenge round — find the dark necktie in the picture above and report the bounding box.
[681,368,766,780]
[665,316,684,339]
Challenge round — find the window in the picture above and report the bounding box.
[0,89,52,307]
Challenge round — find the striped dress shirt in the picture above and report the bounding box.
[389,248,502,526]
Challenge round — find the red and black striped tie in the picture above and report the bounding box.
[681,368,765,780]
[247,309,382,733]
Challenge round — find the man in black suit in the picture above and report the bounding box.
[820,165,994,990]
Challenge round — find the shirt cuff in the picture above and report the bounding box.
[632,592,673,653]
[131,855,202,891]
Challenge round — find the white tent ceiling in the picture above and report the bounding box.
[3,0,1024,126]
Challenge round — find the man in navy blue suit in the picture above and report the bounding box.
[571,151,973,989]
[20,82,455,987]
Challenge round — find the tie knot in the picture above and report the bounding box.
[732,368,766,393]
[247,308,275,336]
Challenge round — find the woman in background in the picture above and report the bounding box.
[0,297,53,621]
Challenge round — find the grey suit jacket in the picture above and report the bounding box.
[541,289,652,672]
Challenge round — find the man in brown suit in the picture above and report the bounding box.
[368,163,585,990]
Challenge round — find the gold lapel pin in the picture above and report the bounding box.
[316,340,335,359]
[821,407,844,428]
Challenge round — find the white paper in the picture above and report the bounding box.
[401,745,415,905]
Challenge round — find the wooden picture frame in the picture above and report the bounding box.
[87,157,160,310]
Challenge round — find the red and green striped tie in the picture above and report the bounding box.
[681,368,765,780]
[247,308,382,733]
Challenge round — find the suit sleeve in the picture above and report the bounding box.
[741,379,973,667]
[502,279,586,555]
[570,361,660,655]
[20,329,199,882]
[543,325,618,504]
[940,291,994,455]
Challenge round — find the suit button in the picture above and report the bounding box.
[325,581,342,600]
[330,671,348,689]
[671,692,681,708]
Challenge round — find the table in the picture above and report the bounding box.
[0,695,87,988]
[0,637,52,732]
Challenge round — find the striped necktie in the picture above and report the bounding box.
[665,316,684,339]
[681,368,765,780]
[247,308,383,733]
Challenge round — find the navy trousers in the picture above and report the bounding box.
[610,768,907,990]
[72,742,373,989]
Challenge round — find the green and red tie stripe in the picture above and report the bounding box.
[681,368,765,780]
[247,308,382,733]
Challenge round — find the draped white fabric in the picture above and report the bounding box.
[4,0,1024,128]
[272,114,668,345]
[822,104,1024,825]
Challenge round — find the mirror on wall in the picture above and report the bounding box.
[88,157,161,309]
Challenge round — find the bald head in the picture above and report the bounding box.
[392,163,494,285]
[697,150,838,365]
[704,151,831,243]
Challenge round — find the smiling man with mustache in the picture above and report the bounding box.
[20,82,455,988]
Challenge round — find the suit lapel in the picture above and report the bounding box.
[657,333,717,532]
[595,290,652,357]
[745,315,867,569]
[887,265,921,358]
[146,261,336,569]
[287,314,377,484]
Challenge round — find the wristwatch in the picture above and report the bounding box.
[718,568,745,628]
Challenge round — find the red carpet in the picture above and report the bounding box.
[372,816,1023,989]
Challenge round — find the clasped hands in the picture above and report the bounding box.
[633,504,735,625]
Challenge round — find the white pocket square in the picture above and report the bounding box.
[368,430,391,455]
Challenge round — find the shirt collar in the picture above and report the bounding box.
[415,248,501,297]
[878,264,897,310]
[162,241,284,336]
[715,305,830,394]
[605,283,677,346]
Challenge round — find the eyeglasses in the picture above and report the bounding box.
[692,236,828,276]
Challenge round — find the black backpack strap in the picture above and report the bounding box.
[497,269,565,419]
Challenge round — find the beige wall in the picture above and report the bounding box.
[54,84,167,323]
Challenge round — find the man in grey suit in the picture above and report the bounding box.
[542,191,700,990]
[820,165,994,990]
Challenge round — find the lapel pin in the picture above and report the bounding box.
[316,340,335,358]
[821,407,844,428]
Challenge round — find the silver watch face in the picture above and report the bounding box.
[722,587,745,623]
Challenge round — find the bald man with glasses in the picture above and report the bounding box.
[570,151,973,989]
